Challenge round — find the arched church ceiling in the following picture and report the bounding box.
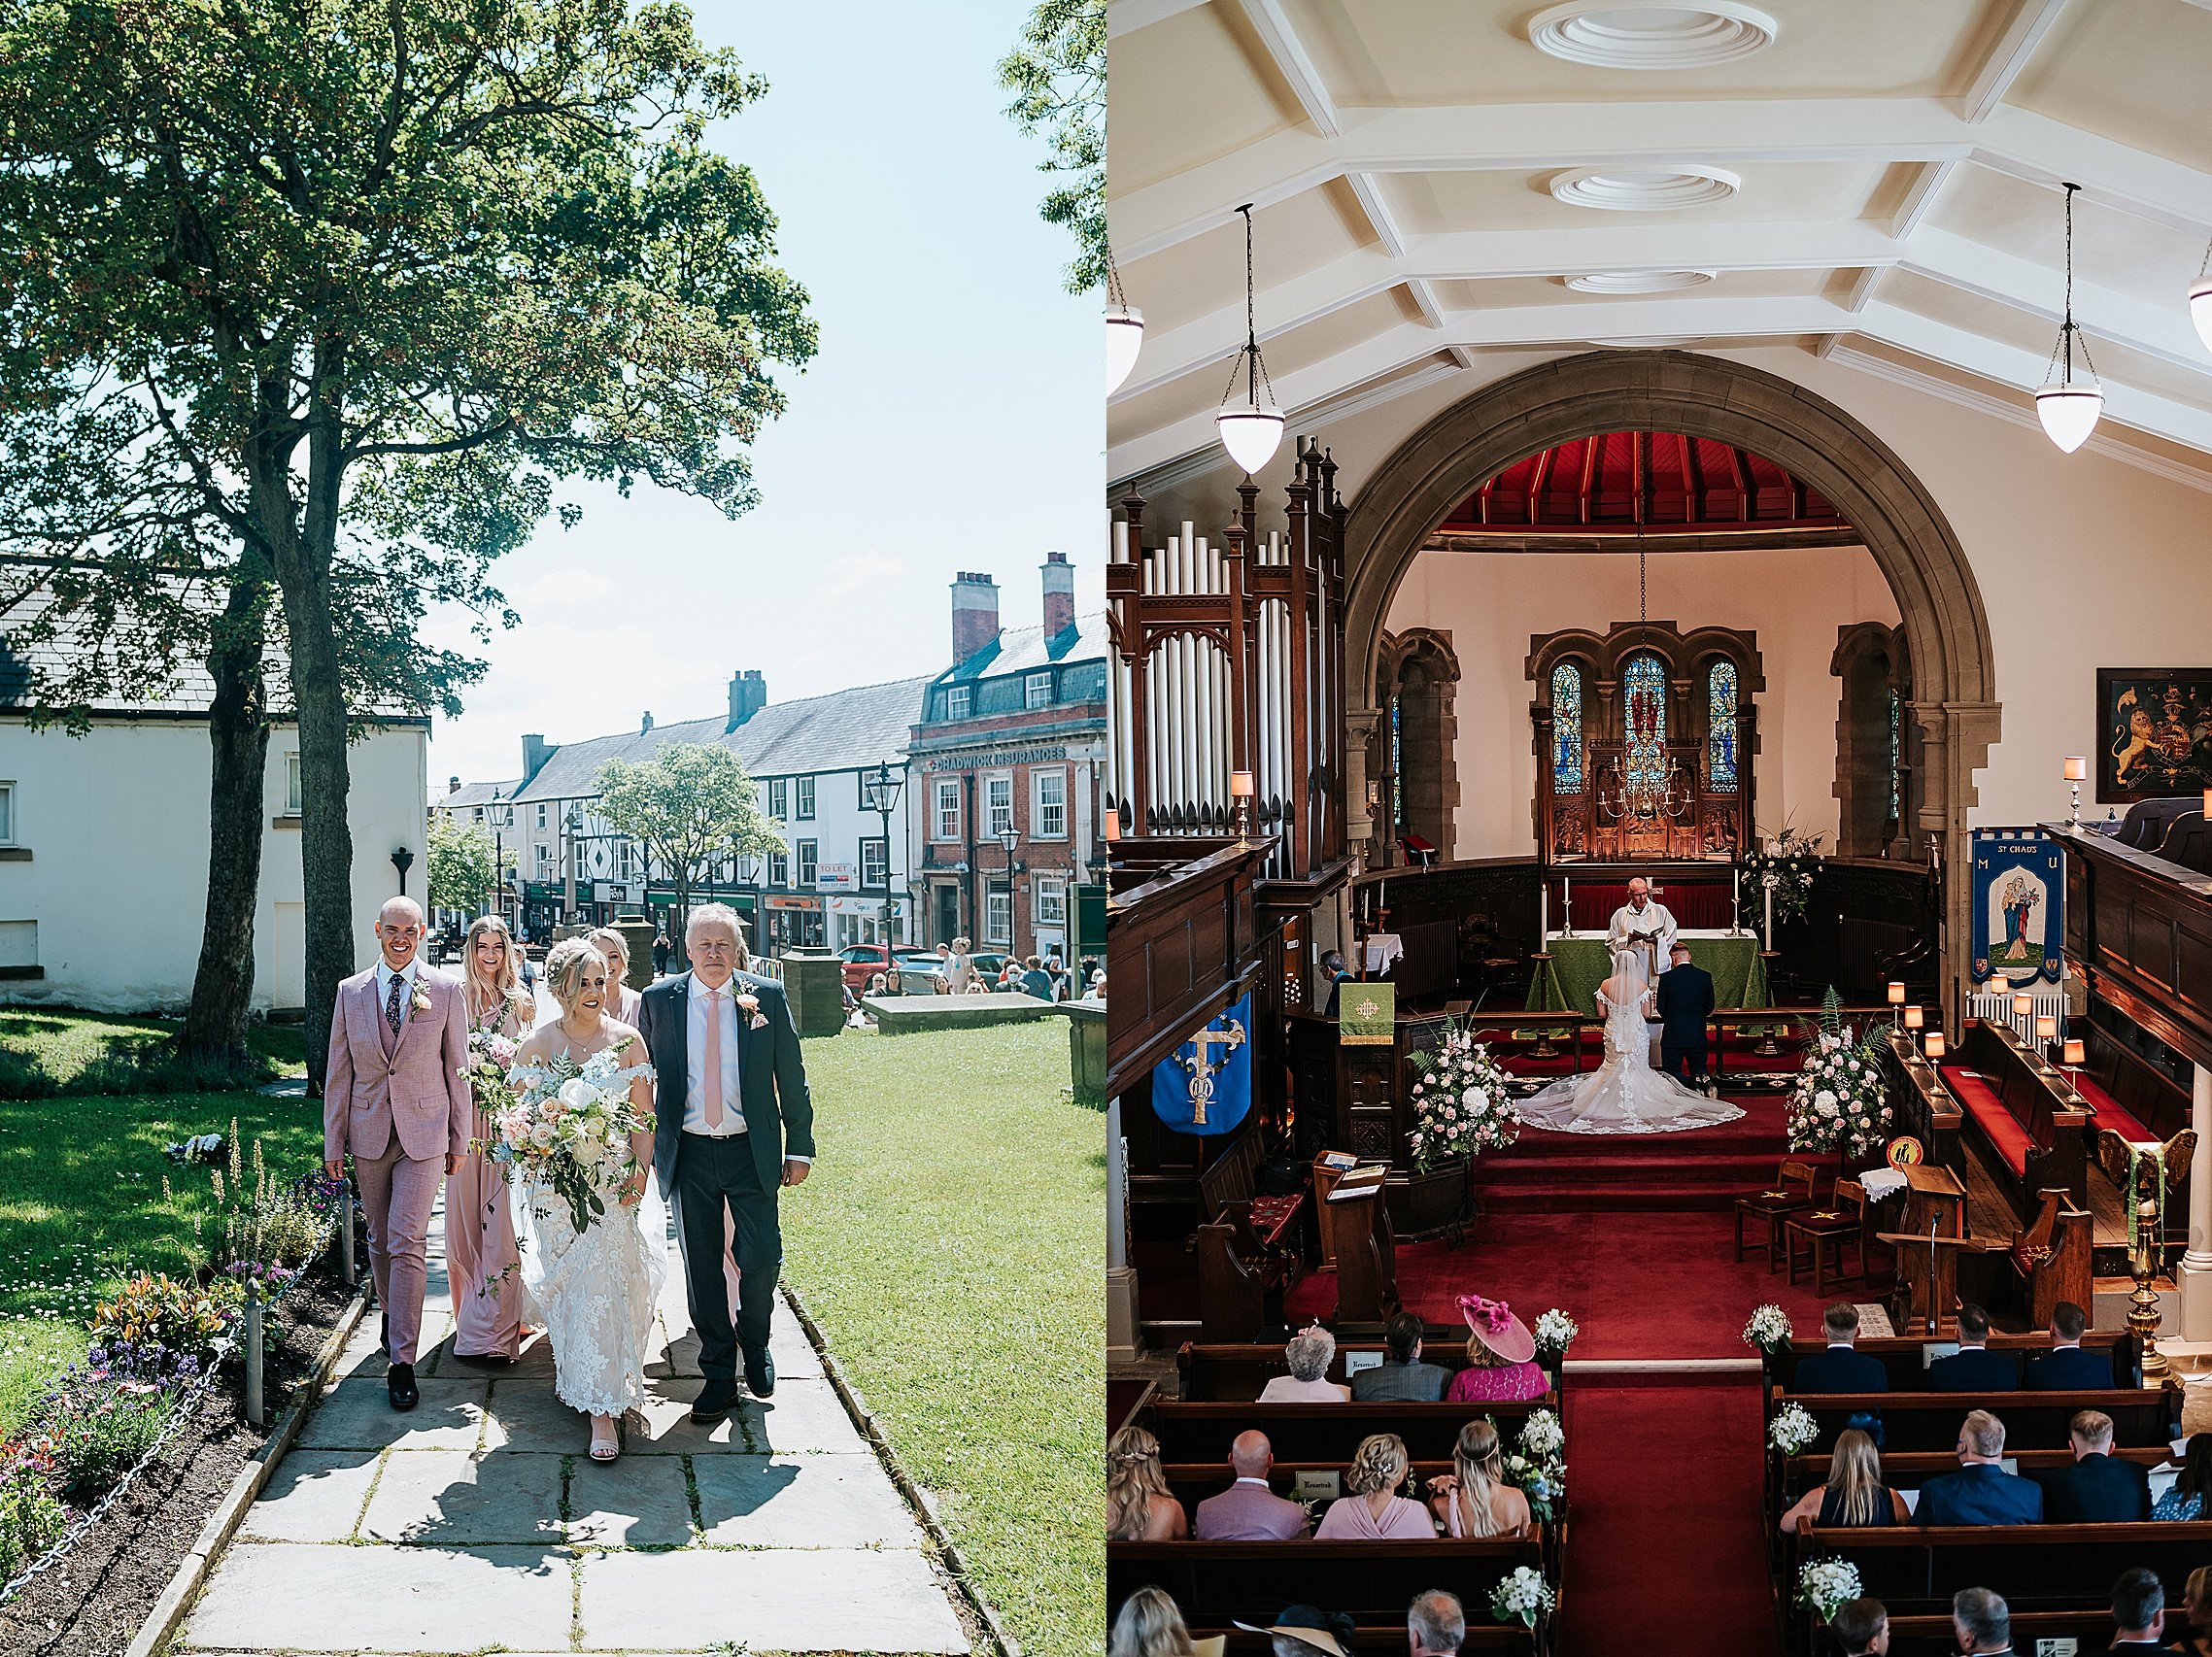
[1443,429,1842,533]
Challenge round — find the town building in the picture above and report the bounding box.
[909,553,1108,965]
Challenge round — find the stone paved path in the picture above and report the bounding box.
[180,1198,971,1655]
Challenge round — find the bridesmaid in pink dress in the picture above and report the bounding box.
[1443,1295,1549,1403]
[450,915,530,1361]
[1313,1434,1436,1538]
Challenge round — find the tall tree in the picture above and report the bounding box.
[0,0,816,1081]
[999,0,1106,292]
[426,815,501,918]
[596,744,785,944]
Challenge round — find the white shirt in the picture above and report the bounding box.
[683,973,748,1137]
[1608,899,1678,975]
[373,959,421,1024]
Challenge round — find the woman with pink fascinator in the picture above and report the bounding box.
[1443,1295,1549,1403]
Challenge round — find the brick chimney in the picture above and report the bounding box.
[1041,550,1074,640]
[641,711,654,734]
[727,669,766,731]
[522,733,551,784]
[951,571,1000,665]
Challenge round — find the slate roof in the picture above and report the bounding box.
[433,779,522,812]
[508,674,935,804]
[935,609,1108,686]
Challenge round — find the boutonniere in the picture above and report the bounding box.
[410,985,434,1015]
[735,992,767,1031]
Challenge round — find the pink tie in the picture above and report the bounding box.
[702,990,725,1130]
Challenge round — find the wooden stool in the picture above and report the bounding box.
[1785,1179,1869,1295]
[1733,1159,1821,1270]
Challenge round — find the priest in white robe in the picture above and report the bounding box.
[1606,877,1679,984]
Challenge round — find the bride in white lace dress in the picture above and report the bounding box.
[507,938,667,1462]
[1515,945,1746,1135]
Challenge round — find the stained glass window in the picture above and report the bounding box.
[1888,688,1901,824]
[1389,693,1403,829]
[1623,654,1668,796]
[1550,661,1583,793]
[1707,660,1738,793]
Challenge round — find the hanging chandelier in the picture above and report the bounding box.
[2190,233,2212,355]
[1590,513,1686,825]
[1215,203,1284,475]
[2035,183,2102,454]
[1106,247,1143,394]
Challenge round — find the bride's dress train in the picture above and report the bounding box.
[1515,974,1746,1136]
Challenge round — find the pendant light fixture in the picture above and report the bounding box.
[2035,183,2102,454]
[1106,247,1143,395]
[1215,203,1284,476]
[2190,232,2212,355]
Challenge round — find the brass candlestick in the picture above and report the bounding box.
[2130,1195,2169,1380]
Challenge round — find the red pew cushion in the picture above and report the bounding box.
[1942,1065,2031,1177]
[2071,1073,2153,1145]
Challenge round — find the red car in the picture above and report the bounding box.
[837,943,897,992]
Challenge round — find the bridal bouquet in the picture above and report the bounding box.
[1787,990,1891,1158]
[465,1029,521,1111]
[492,1041,651,1234]
[1406,1021,1519,1171]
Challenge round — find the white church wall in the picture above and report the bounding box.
[1386,545,1900,860]
[1125,341,2212,836]
[0,719,428,1015]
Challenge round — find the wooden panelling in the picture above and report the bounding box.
[2051,822,2212,1073]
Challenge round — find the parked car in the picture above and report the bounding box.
[837,943,896,992]
[884,950,949,995]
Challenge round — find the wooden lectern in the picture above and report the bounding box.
[1874,1165,1982,1336]
[1322,1166,1398,1335]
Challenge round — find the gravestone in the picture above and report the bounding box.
[780,953,845,1036]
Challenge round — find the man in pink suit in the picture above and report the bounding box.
[323,896,470,1410]
[1193,1431,1310,1539]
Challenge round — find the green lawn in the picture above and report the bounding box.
[0,1084,323,1437]
[0,1007,302,1098]
[782,1020,1105,1657]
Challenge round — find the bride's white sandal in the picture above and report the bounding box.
[589,1413,621,1463]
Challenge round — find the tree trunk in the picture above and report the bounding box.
[181,577,273,1065]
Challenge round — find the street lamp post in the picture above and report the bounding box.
[863,761,906,946]
[997,826,1020,957]
[562,804,584,924]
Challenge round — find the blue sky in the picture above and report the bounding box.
[424,0,1101,787]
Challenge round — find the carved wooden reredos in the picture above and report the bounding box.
[1529,621,1763,864]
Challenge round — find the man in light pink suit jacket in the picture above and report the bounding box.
[323,895,470,1411]
[1193,1431,1310,1539]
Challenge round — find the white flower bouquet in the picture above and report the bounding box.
[494,1039,652,1233]
[1741,825,1823,928]
[1769,1401,1819,1456]
[1490,1565,1554,1629]
[1533,1308,1579,1364]
[1744,1302,1793,1355]
[1498,1408,1567,1519]
[1406,1020,1520,1171]
[1787,989,1891,1159]
[1797,1557,1863,1619]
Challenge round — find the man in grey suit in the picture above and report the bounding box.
[636,905,815,1422]
[1351,1311,1451,1402]
[1193,1431,1309,1539]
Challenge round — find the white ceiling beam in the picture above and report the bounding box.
[1959,0,2071,123]
[1405,279,1446,328]
[1842,265,1883,313]
[1343,170,1406,258]
[1117,220,1905,401]
[1234,0,1339,138]
[1108,0,1208,40]
[1890,158,1959,238]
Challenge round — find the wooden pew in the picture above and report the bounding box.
[1769,1444,2171,1536]
[1940,1019,2089,1214]
[1777,1387,2174,1453]
[1818,1609,2124,1657]
[1194,1125,1306,1342]
[1767,1331,2140,1394]
[1178,1334,1563,1402]
[1194,1623,1536,1656]
[2073,1018,2194,1151]
[1144,1398,1558,1465]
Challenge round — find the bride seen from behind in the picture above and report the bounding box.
[506,938,667,1463]
[1515,945,1745,1135]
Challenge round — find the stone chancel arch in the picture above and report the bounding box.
[1341,351,1999,1015]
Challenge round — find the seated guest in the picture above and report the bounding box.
[1193,1430,1310,1540]
[1926,1302,2019,1392]
[2035,1408,2151,1522]
[1830,1596,1890,1657]
[2155,1434,2212,1520]
[1258,1326,1351,1403]
[1427,1418,1535,1539]
[1778,1428,1908,1534]
[1352,1311,1450,1403]
[1408,1590,1465,1657]
[1320,950,1349,1018]
[1952,1588,2015,1657]
[1106,1425,1188,1540]
[2110,1568,2175,1653]
[1443,1296,1548,1403]
[2024,1300,2113,1390]
[1791,1302,1889,1393]
[1233,1606,1355,1657]
[2179,1566,2212,1657]
[1915,1410,2043,1525]
[1314,1433,1435,1539]
[1108,1586,1225,1657]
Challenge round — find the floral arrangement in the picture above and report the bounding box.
[1769,1402,1819,1456]
[1502,1408,1567,1520]
[1744,1303,1793,1355]
[1787,989,1891,1159]
[465,1028,521,1111]
[1741,825,1823,929]
[162,1132,226,1167]
[1490,1565,1554,1629]
[492,1039,651,1234]
[1405,1019,1520,1171]
[1533,1308,1579,1365]
[1797,1557,1864,1619]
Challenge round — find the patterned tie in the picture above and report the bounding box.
[702,989,725,1130]
[385,970,405,1038]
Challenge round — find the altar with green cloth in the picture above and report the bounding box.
[1525,932,1770,1013]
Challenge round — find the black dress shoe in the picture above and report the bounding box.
[743,1349,775,1399]
[689,1381,739,1424]
[388,1362,419,1411]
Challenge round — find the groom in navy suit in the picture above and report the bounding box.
[1653,941,1716,1090]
